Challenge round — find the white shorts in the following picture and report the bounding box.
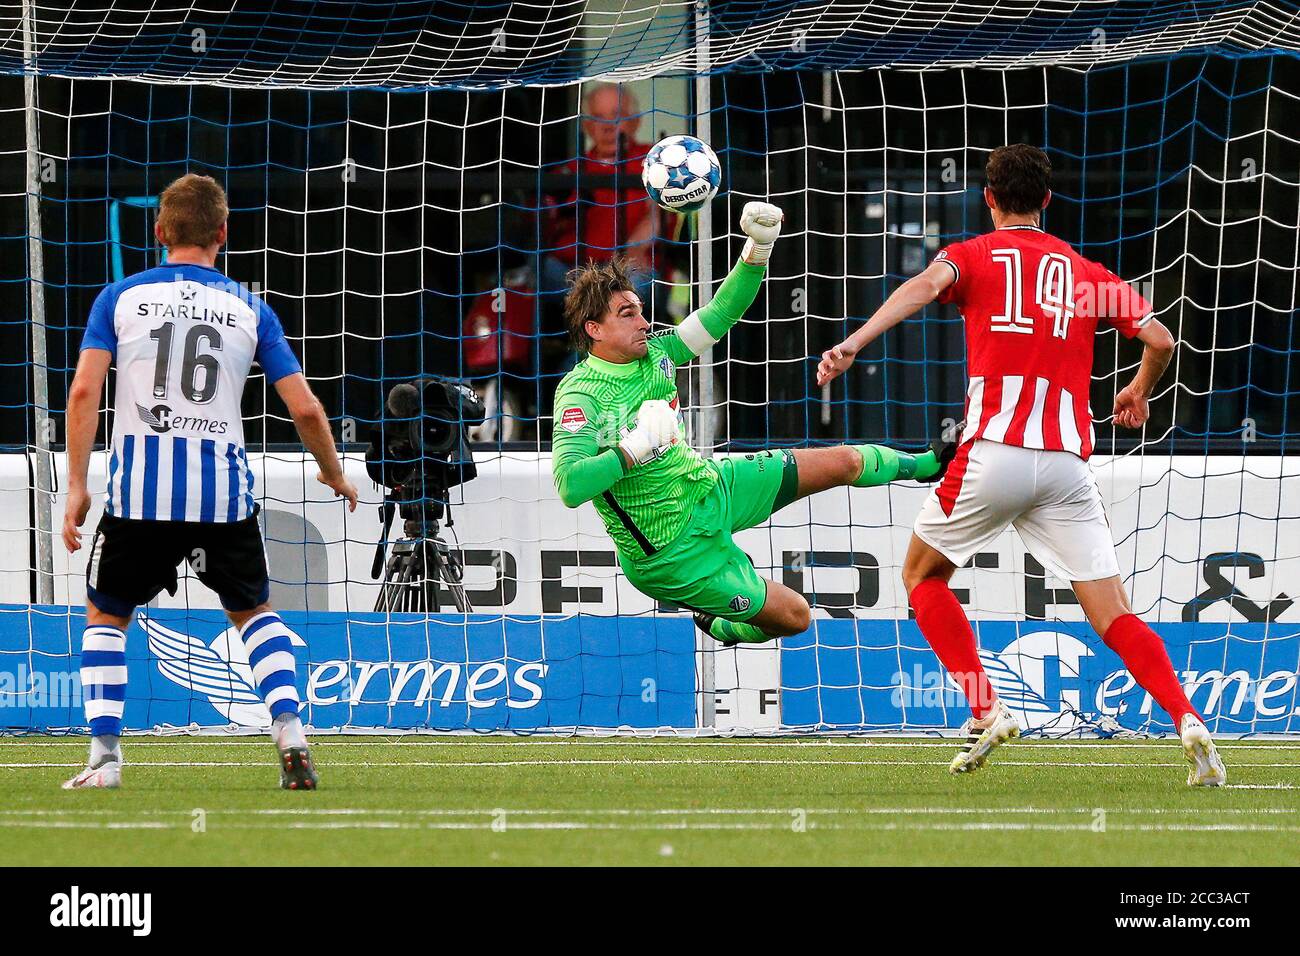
[912,439,1120,582]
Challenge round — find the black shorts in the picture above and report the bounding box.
[85,507,271,616]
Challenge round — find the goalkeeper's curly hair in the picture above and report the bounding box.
[564,256,636,354]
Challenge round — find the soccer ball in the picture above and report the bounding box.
[642,135,721,213]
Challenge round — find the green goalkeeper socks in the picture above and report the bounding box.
[707,617,773,644]
[911,448,941,480]
[851,444,940,486]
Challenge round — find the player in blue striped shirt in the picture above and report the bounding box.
[61,174,358,790]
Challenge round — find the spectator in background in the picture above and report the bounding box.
[467,83,676,444]
[539,83,673,360]
[547,85,660,273]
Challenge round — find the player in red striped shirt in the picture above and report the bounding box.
[818,145,1225,786]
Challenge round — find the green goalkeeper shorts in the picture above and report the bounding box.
[619,448,799,622]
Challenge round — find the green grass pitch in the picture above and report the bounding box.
[2,737,1298,866]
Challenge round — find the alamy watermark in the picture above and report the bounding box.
[0,666,81,708]
[49,886,151,936]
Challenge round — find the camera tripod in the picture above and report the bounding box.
[371,498,472,613]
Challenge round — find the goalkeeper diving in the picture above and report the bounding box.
[551,203,955,644]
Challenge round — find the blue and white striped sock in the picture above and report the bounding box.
[239,612,301,725]
[81,625,127,742]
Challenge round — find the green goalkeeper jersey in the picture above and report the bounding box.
[552,259,765,560]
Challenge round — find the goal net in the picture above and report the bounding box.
[2,0,1298,736]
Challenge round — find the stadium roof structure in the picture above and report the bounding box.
[1,0,1299,90]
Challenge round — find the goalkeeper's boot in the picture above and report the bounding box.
[693,610,737,648]
[279,747,319,791]
[62,758,122,790]
[919,420,963,484]
[1180,715,1226,787]
[949,700,1020,775]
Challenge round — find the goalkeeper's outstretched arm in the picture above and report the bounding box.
[815,259,956,387]
[552,394,627,509]
[656,202,784,364]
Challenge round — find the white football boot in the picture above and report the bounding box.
[62,760,122,790]
[1180,715,1226,787]
[950,700,1020,774]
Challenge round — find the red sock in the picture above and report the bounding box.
[1102,614,1199,727]
[910,578,995,719]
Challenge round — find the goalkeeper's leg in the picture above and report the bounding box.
[695,578,810,646]
[683,439,949,646]
[786,436,955,505]
[624,517,810,647]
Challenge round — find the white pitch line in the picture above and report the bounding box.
[1,762,251,768]
[4,758,1299,769]
[857,822,1300,834]
[0,820,172,830]
[4,739,1299,750]
[1,806,1297,818]
[1,819,1297,834]
[0,819,800,832]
